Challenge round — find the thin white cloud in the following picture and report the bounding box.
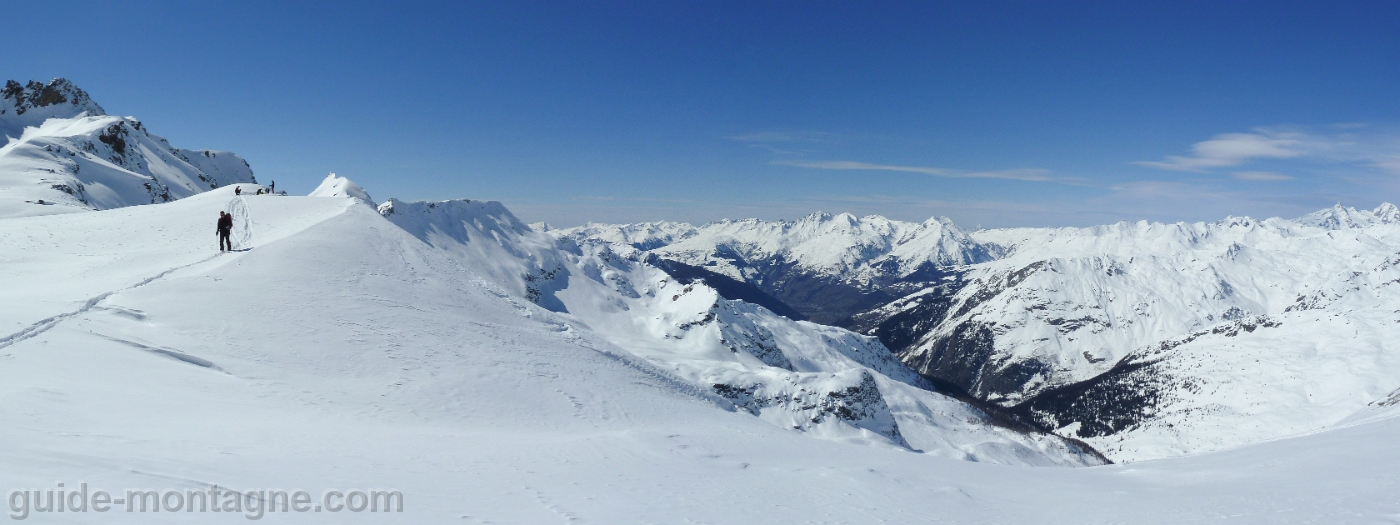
[775,160,1052,181]
[777,160,951,176]
[729,131,832,143]
[1137,132,1302,171]
[1139,126,1400,176]
[1371,157,1400,174]
[1232,171,1293,182]
[1108,180,1236,200]
[961,168,1054,181]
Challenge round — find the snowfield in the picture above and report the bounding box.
[0,184,1394,522]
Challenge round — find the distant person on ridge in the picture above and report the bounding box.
[235,186,242,196]
[217,211,233,252]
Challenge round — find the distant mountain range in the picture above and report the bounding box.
[558,203,1400,461]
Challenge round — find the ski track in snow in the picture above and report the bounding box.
[0,251,225,351]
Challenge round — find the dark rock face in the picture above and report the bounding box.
[900,322,1002,396]
[1,78,104,116]
[726,328,794,370]
[98,123,128,157]
[522,265,569,312]
[711,370,908,447]
[629,238,670,251]
[816,371,892,426]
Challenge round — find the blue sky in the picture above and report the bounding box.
[5,1,1400,228]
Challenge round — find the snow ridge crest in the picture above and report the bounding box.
[1295,202,1400,230]
[556,211,994,284]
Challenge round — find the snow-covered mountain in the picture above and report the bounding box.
[0,78,255,218]
[556,212,995,323]
[0,78,106,138]
[309,172,375,204]
[569,203,1400,463]
[946,204,1400,460]
[870,203,1400,404]
[6,175,1400,521]
[378,196,1100,465]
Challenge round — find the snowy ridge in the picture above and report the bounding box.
[310,172,375,204]
[1295,202,1400,229]
[0,78,256,218]
[557,212,996,287]
[381,196,1102,465]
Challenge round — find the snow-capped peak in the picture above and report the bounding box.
[1,78,105,140]
[1295,202,1400,230]
[309,172,375,205]
[1373,202,1400,224]
[0,79,256,217]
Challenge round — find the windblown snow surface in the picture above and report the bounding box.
[0,184,1398,523]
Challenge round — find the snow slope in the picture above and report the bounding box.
[0,78,255,218]
[842,204,1400,461]
[378,197,1099,465]
[573,204,1400,463]
[308,172,374,204]
[1,188,1398,522]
